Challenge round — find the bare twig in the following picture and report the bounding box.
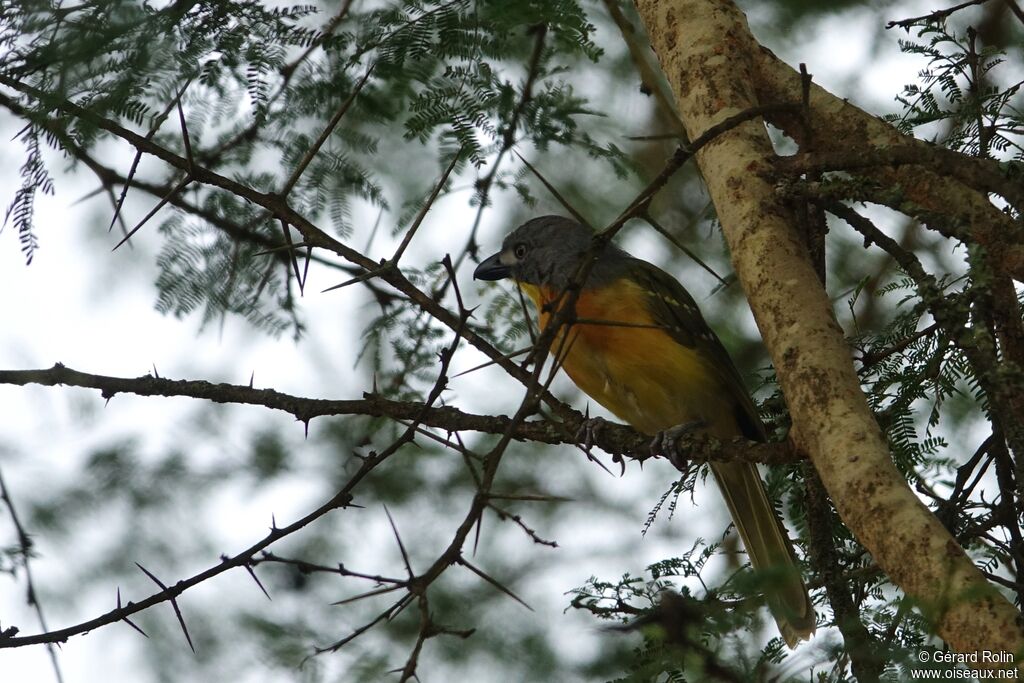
[0,484,360,648]
[0,364,801,466]
[601,0,685,135]
[280,65,375,197]
[391,152,462,264]
[0,467,64,682]
[886,0,997,29]
[110,174,192,251]
[0,76,587,416]
[134,563,195,653]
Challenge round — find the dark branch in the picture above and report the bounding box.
[0,363,799,464]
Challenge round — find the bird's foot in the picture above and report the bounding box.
[650,420,706,471]
[574,412,625,476]
[575,413,608,454]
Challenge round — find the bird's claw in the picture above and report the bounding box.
[575,412,625,475]
[650,420,706,471]
[575,413,608,458]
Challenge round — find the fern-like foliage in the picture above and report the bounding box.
[0,0,628,344]
[884,19,1024,161]
[3,124,53,264]
[153,203,297,338]
[569,537,792,682]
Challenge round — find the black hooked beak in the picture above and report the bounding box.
[473,251,511,281]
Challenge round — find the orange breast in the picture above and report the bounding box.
[518,279,738,437]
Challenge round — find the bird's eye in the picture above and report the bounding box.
[513,243,527,259]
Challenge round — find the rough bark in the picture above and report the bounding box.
[749,47,1024,283]
[633,0,1024,670]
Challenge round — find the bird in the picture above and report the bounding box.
[473,215,815,647]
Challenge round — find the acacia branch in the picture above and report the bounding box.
[0,365,795,465]
[777,146,1024,215]
[0,483,358,648]
[885,0,999,29]
[828,203,1024,470]
[635,0,1024,670]
[0,301,469,651]
[0,74,583,423]
[750,42,1024,284]
[0,468,64,680]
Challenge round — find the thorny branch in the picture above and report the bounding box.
[0,467,64,682]
[0,77,809,665]
[0,73,583,420]
[4,1,1022,675]
[0,481,359,648]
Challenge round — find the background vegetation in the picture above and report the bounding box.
[0,0,1021,680]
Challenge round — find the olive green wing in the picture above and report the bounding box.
[626,257,767,441]
[627,259,815,644]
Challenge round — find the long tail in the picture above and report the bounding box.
[710,460,816,647]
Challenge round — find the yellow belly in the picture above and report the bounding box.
[519,279,739,437]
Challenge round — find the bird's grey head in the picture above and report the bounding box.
[473,215,622,290]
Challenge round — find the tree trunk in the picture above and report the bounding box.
[634,0,1024,670]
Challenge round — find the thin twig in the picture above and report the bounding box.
[886,0,996,29]
[280,64,375,197]
[391,151,462,264]
[110,174,192,251]
[134,563,195,653]
[0,467,64,682]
